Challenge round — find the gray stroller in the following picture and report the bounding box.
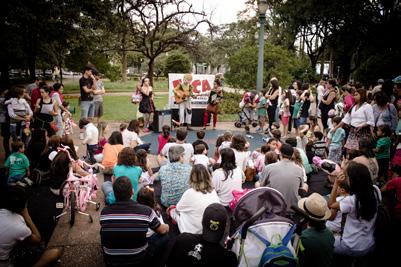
[228,187,298,267]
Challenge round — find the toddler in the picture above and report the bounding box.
[94,122,108,162]
[327,117,346,164]
[251,144,270,174]
[326,180,350,234]
[374,124,392,183]
[5,141,31,186]
[79,118,99,164]
[312,131,327,159]
[256,89,268,132]
[192,130,209,152]
[136,149,154,186]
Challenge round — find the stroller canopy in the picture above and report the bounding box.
[233,187,287,226]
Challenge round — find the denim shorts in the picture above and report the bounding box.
[294,117,307,128]
[80,101,94,118]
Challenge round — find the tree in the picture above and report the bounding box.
[122,0,210,85]
[226,43,312,89]
[164,51,192,75]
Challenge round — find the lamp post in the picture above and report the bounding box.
[256,0,268,92]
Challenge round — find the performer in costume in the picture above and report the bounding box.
[174,73,194,129]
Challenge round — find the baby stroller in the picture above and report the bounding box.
[228,187,298,267]
[234,106,259,129]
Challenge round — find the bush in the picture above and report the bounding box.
[105,65,120,82]
[226,43,313,89]
[219,91,243,115]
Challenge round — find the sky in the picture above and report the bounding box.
[187,0,249,33]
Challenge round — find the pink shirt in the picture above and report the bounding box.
[158,134,170,154]
[343,94,355,113]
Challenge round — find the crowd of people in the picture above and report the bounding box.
[1,68,401,267]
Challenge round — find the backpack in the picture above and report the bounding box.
[249,224,297,267]
[373,189,392,245]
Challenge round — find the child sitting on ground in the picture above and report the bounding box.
[5,141,31,186]
[219,131,233,150]
[191,144,215,169]
[192,130,209,152]
[251,145,270,173]
[312,131,327,159]
[326,179,350,235]
[119,123,127,133]
[94,122,108,163]
[136,149,154,187]
[158,125,170,154]
[296,125,309,151]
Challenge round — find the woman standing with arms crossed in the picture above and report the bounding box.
[139,77,155,132]
[203,79,223,130]
[319,79,337,133]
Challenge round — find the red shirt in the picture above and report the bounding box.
[386,177,401,221]
[30,87,41,111]
[158,134,170,154]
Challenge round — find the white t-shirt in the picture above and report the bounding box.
[174,188,220,234]
[0,209,31,260]
[122,129,142,147]
[192,154,209,168]
[326,196,346,233]
[161,142,194,165]
[339,186,380,252]
[212,167,244,206]
[317,85,325,102]
[342,103,375,128]
[233,149,249,172]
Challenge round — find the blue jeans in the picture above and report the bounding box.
[8,173,26,184]
[294,116,307,128]
[80,101,94,118]
[86,144,98,164]
[102,181,113,204]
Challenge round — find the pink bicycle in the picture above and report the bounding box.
[55,146,103,226]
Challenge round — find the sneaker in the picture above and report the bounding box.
[79,133,84,140]
[23,177,34,186]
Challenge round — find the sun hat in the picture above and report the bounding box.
[202,203,228,243]
[298,193,331,221]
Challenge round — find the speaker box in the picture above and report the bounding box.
[153,109,172,132]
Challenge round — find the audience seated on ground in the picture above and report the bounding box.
[160,127,194,165]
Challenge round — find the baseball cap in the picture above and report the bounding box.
[280,143,294,158]
[202,203,227,243]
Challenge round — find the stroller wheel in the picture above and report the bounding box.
[252,122,258,127]
[234,121,242,128]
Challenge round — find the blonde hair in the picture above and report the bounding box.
[189,164,213,194]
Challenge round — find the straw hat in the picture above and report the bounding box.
[299,124,309,134]
[298,193,331,221]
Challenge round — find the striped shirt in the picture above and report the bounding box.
[100,200,160,261]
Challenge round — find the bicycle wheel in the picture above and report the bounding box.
[69,191,76,226]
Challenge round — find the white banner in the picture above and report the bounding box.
[168,73,216,109]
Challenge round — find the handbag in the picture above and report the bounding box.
[131,89,142,104]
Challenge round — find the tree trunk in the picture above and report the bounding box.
[59,61,63,83]
[320,59,324,78]
[147,58,154,86]
[0,64,10,88]
[121,33,127,82]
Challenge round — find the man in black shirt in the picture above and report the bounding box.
[79,66,96,120]
[166,203,237,267]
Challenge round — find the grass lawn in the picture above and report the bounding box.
[62,77,168,94]
[66,94,169,122]
[65,94,238,122]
